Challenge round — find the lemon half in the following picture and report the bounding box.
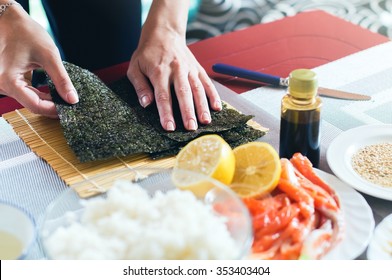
[173,135,236,196]
[230,142,281,198]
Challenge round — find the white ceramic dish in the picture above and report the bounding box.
[326,124,392,201]
[0,201,36,259]
[316,169,374,260]
[367,213,392,260]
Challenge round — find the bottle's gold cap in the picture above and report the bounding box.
[288,69,318,98]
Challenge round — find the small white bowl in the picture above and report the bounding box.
[0,201,36,259]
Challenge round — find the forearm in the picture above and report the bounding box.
[141,0,190,41]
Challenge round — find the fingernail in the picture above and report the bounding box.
[215,100,222,110]
[188,119,197,131]
[67,89,79,104]
[201,112,211,123]
[166,121,175,131]
[140,96,150,108]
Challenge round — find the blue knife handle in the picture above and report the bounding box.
[212,63,283,87]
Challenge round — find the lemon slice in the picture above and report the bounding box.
[171,170,216,198]
[173,134,235,196]
[230,142,281,198]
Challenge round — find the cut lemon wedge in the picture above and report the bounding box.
[230,142,281,198]
[173,135,235,196]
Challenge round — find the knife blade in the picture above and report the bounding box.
[212,63,371,101]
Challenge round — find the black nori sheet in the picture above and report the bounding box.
[109,78,255,142]
[49,62,177,162]
[49,62,265,162]
[149,123,266,159]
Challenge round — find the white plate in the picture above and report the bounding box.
[326,124,392,201]
[367,213,392,260]
[315,170,374,260]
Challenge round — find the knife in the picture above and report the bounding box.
[212,63,371,101]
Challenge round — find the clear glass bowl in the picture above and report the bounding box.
[39,168,253,260]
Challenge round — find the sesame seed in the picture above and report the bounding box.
[351,143,392,187]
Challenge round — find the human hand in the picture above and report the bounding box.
[0,3,78,117]
[127,3,221,131]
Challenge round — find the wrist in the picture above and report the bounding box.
[144,0,189,37]
[0,1,29,43]
[0,0,23,27]
[0,1,20,17]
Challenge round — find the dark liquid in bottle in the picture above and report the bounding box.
[279,116,320,167]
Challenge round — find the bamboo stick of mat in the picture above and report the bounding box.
[3,108,267,198]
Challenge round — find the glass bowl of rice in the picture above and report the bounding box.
[39,168,253,260]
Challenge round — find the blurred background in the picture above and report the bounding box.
[186,0,392,42]
[30,0,392,44]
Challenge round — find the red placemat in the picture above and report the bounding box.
[188,10,390,93]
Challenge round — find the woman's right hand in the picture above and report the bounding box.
[0,2,78,117]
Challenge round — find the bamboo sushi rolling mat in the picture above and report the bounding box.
[2,107,267,198]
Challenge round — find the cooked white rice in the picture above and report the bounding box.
[45,180,238,259]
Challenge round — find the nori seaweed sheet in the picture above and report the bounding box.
[109,78,254,142]
[149,124,266,159]
[49,62,265,162]
[49,62,177,162]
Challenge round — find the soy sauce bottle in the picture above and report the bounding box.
[279,69,322,167]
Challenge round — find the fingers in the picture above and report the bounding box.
[127,66,154,108]
[198,69,222,112]
[150,67,176,132]
[190,77,211,125]
[154,67,220,132]
[129,63,221,132]
[0,70,58,117]
[15,85,58,118]
[176,68,222,130]
[128,59,179,131]
[148,62,201,132]
[173,65,198,131]
[128,63,177,131]
[43,52,79,105]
